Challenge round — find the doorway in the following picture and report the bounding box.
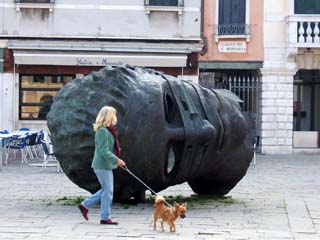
[293,70,320,148]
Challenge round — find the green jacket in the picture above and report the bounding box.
[91,127,118,170]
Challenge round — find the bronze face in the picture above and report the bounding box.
[48,66,254,201]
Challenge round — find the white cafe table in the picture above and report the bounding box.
[0,133,14,138]
[0,131,35,167]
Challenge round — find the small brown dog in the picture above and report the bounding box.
[153,195,187,232]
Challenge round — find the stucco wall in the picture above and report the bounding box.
[199,0,264,62]
[0,0,201,40]
[0,73,15,131]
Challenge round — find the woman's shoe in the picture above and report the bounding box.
[100,219,118,225]
[78,204,88,220]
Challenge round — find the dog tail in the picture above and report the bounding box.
[154,195,165,206]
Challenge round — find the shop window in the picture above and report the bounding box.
[218,0,247,35]
[19,74,74,120]
[294,0,320,14]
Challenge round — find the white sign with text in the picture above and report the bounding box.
[218,41,247,53]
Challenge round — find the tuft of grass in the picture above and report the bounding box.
[56,196,85,206]
[122,204,131,209]
[146,194,238,206]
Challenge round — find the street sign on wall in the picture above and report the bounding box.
[218,41,247,53]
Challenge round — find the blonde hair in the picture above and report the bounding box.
[93,106,117,132]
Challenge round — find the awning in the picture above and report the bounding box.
[13,50,188,67]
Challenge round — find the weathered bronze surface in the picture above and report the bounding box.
[47,66,254,201]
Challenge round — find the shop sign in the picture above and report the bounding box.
[76,57,125,66]
[218,41,246,53]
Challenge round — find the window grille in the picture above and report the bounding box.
[145,0,184,7]
[199,71,261,143]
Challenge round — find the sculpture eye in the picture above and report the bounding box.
[164,92,175,123]
[165,141,183,176]
[166,146,176,175]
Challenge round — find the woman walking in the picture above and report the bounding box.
[78,106,126,225]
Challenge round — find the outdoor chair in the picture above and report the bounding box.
[34,130,45,158]
[0,129,10,134]
[252,136,260,166]
[6,135,28,164]
[19,128,30,131]
[25,132,38,160]
[40,140,62,173]
[1,137,11,165]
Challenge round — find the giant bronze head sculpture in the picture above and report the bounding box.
[47,66,254,201]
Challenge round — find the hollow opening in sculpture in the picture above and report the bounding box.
[166,146,176,175]
[164,92,175,123]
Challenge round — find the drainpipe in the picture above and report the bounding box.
[1,0,4,34]
[13,59,17,131]
[200,0,208,56]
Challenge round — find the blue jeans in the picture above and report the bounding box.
[81,169,114,220]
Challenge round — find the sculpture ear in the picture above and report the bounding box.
[183,202,187,207]
[174,202,179,207]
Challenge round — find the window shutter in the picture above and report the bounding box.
[219,0,245,25]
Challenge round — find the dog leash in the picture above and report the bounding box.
[120,165,173,208]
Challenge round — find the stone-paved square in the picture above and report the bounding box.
[0,154,319,240]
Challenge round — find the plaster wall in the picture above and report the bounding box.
[199,0,263,62]
[0,0,201,40]
[0,73,15,131]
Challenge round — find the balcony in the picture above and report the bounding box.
[144,0,184,15]
[15,0,55,12]
[15,0,54,2]
[214,24,251,42]
[287,15,320,48]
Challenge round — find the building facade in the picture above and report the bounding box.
[263,0,320,154]
[2,0,320,154]
[0,0,202,132]
[199,0,264,150]
[199,0,320,154]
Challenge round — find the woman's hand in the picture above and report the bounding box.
[117,159,126,167]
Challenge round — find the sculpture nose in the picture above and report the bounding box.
[167,127,185,141]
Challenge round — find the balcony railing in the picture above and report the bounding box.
[15,0,54,3]
[287,15,320,47]
[144,0,184,6]
[14,0,55,11]
[216,24,250,36]
[214,24,251,42]
[144,0,184,15]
